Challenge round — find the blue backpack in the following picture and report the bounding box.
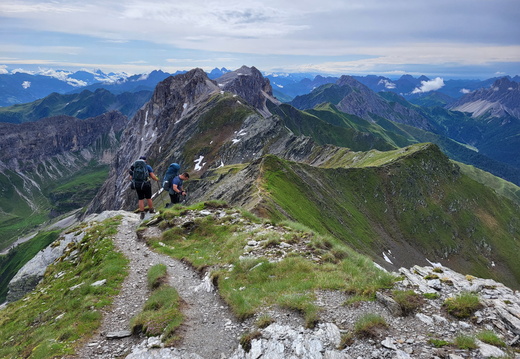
[162,163,180,190]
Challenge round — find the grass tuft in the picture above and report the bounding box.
[130,266,183,345]
[454,334,477,350]
[353,313,388,339]
[443,292,482,318]
[147,263,168,289]
[392,290,425,316]
[476,330,506,347]
[239,330,262,352]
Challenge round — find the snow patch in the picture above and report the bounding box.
[383,252,393,264]
[194,155,205,171]
[426,258,442,267]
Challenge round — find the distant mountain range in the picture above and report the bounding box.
[2,66,519,107]
[0,68,232,107]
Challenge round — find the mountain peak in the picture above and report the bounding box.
[216,65,279,116]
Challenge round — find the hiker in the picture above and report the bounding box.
[129,156,160,219]
[169,172,190,206]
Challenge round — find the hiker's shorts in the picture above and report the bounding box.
[135,181,152,200]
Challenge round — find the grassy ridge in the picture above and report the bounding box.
[0,216,128,358]
[256,145,520,288]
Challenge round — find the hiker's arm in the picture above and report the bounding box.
[172,184,185,195]
[149,172,159,181]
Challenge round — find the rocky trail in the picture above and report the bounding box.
[76,211,244,359]
[72,210,520,359]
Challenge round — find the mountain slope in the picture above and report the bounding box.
[290,76,433,131]
[448,77,520,119]
[190,144,520,289]
[0,112,126,251]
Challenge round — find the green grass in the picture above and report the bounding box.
[147,263,168,289]
[0,229,61,303]
[147,202,395,326]
[443,292,482,318]
[0,216,128,358]
[476,330,506,347]
[47,164,109,214]
[0,162,110,252]
[454,334,477,350]
[131,264,183,345]
[254,148,520,289]
[457,161,520,205]
[428,338,452,348]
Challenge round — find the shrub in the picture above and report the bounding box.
[353,313,388,338]
[443,292,482,318]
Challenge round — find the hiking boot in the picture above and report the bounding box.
[140,211,145,220]
[149,208,155,214]
[165,203,171,208]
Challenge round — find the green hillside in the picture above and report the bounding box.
[269,103,416,152]
[254,144,520,289]
[0,163,109,252]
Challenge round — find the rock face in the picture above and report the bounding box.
[0,111,126,173]
[448,77,520,119]
[6,229,86,302]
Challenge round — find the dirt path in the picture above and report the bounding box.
[76,211,242,359]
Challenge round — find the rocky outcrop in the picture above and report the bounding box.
[216,65,281,117]
[6,229,85,302]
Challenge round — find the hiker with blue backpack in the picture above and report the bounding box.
[169,172,190,206]
[162,162,189,207]
[129,156,159,219]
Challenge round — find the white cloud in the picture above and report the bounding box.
[412,77,445,94]
[378,79,396,89]
[0,65,8,74]
[22,80,31,89]
[460,88,472,94]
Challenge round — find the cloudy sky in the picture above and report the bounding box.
[1,0,519,78]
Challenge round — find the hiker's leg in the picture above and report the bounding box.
[146,198,154,210]
[138,199,145,212]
